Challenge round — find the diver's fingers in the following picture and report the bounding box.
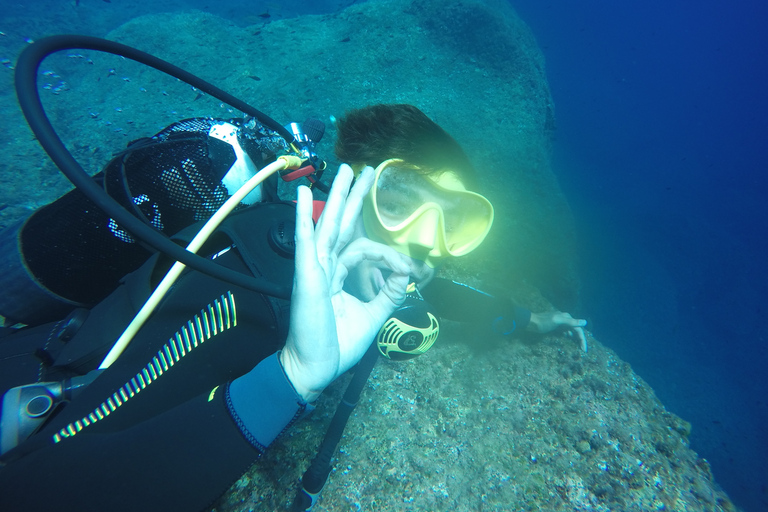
[575,327,588,353]
[557,312,587,330]
[335,166,374,250]
[337,238,411,277]
[405,257,434,284]
[332,238,410,300]
[293,186,318,287]
[368,270,409,320]
[315,164,354,260]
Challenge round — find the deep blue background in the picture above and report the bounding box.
[509,1,768,510]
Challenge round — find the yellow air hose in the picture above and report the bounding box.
[99,154,304,369]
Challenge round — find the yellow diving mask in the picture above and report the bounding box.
[362,159,494,267]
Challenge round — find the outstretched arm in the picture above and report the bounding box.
[420,278,532,332]
[420,278,588,352]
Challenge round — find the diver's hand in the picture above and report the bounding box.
[280,165,410,402]
[528,311,588,353]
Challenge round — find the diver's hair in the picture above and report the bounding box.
[334,104,478,189]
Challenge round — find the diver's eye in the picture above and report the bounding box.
[377,191,411,216]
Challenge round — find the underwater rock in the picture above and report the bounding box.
[214,288,738,511]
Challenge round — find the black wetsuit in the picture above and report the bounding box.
[0,118,302,510]
[0,119,531,511]
[0,201,302,511]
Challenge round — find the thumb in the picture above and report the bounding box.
[367,271,408,323]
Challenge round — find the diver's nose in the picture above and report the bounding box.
[409,208,440,250]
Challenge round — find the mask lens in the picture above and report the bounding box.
[375,164,429,227]
[374,164,492,251]
[441,195,492,249]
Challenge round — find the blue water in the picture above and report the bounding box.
[509,1,768,510]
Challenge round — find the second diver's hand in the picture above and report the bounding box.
[527,311,588,353]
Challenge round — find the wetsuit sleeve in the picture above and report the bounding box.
[226,351,313,450]
[0,353,308,512]
[421,277,531,334]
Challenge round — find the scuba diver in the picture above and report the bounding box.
[333,105,588,350]
[0,103,587,512]
[0,35,586,512]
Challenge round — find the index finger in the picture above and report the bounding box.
[335,166,374,247]
[315,164,354,250]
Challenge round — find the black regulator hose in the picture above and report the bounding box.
[14,35,293,299]
[292,341,380,511]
